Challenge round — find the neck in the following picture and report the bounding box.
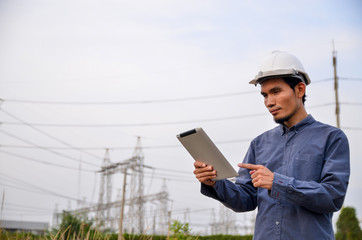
[283,107,308,129]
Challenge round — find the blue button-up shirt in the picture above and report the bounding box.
[201,115,350,240]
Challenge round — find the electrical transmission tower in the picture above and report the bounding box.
[157,179,169,235]
[54,137,170,235]
[210,203,238,235]
[91,137,169,234]
[125,136,146,234]
[96,149,113,227]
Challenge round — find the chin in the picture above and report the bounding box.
[273,115,289,124]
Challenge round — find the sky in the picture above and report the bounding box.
[0,0,362,235]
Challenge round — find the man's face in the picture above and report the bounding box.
[260,78,301,125]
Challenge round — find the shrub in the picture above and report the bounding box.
[335,206,362,240]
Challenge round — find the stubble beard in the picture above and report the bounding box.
[273,105,300,126]
[274,114,292,125]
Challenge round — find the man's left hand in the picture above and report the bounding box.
[239,163,274,190]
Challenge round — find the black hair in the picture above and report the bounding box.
[283,77,307,104]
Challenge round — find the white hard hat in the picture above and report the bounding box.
[249,51,311,86]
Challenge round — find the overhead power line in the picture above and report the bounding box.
[2,207,52,216]
[0,137,252,150]
[1,102,360,128]
[0,112,268,127]
[1,77,360,105]
[0,149,96,172]
[0,108,102,160]
[0,90,257,105]
[339,77,362,81]
[313,77,334,83]
[303,77,362,83]
[0,173,83,202]
[3,202,54,214]
[0,129,99,167]
[342,127,362,131]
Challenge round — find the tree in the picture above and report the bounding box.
[53,211,105,240]
[335,206,362,240]
[170,220,194,240]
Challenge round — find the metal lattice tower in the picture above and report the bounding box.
[96,149,112,228]
[158,179,169,235]
[105,150,113,223]
[210,203,238,235]
[61,137,170,234]
[52,204,60,228]
[126,136,145,234]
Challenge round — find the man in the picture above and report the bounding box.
[193,51,350,239]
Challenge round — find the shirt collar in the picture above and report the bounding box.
[280,114,315,135]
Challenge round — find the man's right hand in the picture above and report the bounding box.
[193,161,217,187]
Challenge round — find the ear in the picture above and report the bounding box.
[295,82,306,99]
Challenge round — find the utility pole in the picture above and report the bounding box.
[333,41,341,128]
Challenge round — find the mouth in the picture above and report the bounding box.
[269,108,281,116]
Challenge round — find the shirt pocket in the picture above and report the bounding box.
[290,153,324,182]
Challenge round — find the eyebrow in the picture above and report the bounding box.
[261,86,282,95]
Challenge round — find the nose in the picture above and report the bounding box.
[265,95,275,108]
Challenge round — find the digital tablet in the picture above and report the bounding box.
[176,128,238,180]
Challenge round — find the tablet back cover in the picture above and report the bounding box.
[177,128,238,180]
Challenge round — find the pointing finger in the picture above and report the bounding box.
[239,163,263,170]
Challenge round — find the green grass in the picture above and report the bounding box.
[1,229,253,240]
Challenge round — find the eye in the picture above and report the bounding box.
[272,89,281,94]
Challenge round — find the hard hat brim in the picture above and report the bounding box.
[249,69,311,86]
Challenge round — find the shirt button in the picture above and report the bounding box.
[275,221,280,226]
